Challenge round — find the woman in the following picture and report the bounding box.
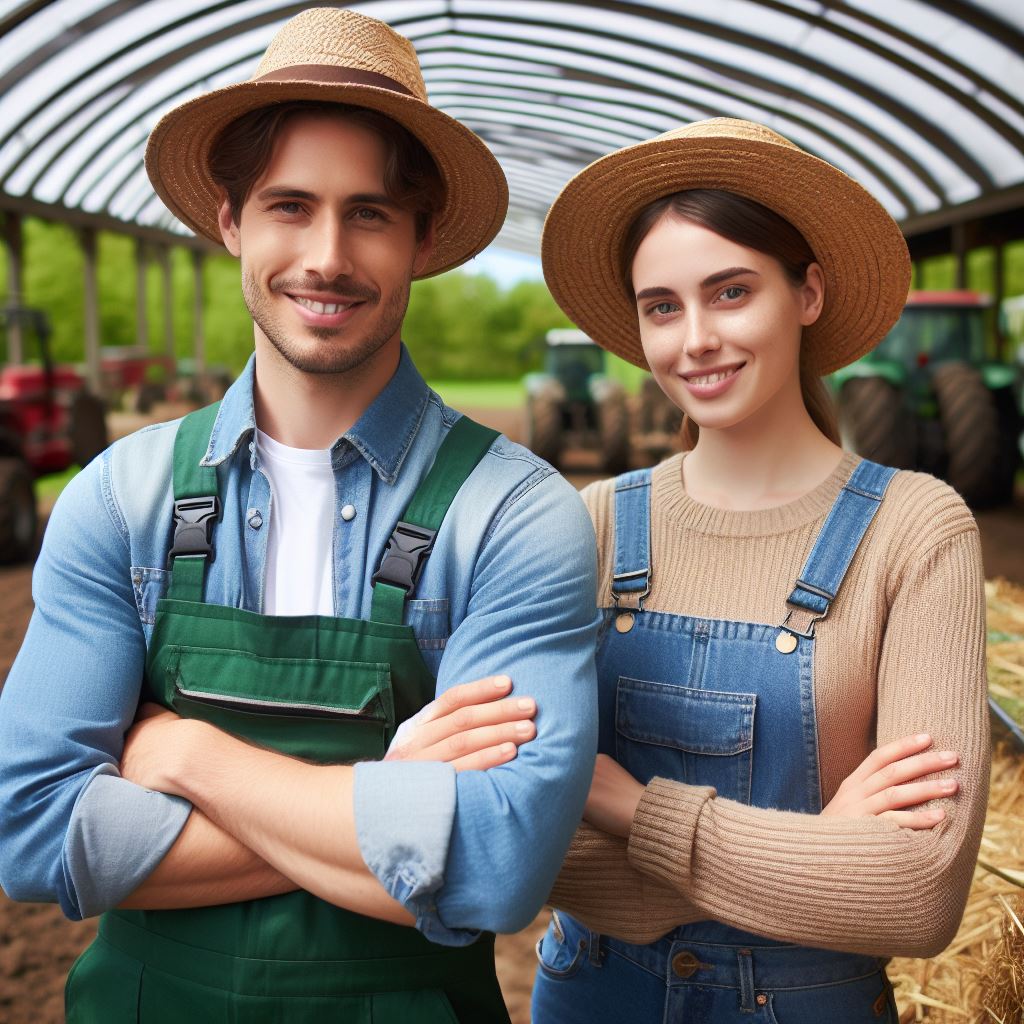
[530,118,989,1022]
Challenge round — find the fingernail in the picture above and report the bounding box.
[940,780,959,793]
[493,676,511,689]
[501,743,516,755]
[516,721,534,736]
[929,808,945,819]
[915,733,931,743]
[517,698,535,712]
[939,751,958,762]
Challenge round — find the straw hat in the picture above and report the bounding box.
[542,118,910,376]
[146,8,507,278]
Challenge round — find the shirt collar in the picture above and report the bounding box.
[202,345,430,485]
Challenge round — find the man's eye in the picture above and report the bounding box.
[355,208,383,221]
[272,201,303,215]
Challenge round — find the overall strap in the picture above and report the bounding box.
[370,416,499,624]
[611,468,653,611]
[782,460,898,638]
[166,403,222,603]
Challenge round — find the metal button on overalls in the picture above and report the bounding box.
[671,951,700,978]
[65,405,510,1024]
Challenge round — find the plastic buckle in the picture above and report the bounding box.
[371,521,437,594]
[167,496,220,567]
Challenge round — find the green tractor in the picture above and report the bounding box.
[523,329,630,474]
[831,291,1022,507]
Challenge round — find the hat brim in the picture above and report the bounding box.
[541,134,910,376]
[146,79,509,279]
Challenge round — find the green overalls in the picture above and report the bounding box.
[66,404,511,1024]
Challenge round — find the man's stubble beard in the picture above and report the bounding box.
[242,268,410,376]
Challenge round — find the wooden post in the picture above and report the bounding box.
[3,213,24,363]
[135,238,149,350]
[79,227,102,396]
[952,222,968,290]
[993,243,1006,361]
[158,246,174,359]
[192,250,205,376]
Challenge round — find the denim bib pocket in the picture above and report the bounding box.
[130,566,170,626]
[615,676,756,803]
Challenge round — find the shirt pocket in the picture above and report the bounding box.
[615,676,756,804]
[404,598,451,677]
[130,566,169,626]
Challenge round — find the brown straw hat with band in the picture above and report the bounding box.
[542,118,911,376]
[146,7,508,279]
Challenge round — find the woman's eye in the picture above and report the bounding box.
[652,302,677,315]
[719,285,747,301]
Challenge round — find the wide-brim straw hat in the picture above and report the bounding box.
[542,118,911,376]
[146,8,508,279]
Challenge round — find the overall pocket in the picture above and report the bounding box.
[615,676,756,802]
[165,645,394,762]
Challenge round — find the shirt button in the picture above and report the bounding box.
[341,504,357,522]
[247,509,263,529]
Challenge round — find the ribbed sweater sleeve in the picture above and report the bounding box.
[549,457,989,957]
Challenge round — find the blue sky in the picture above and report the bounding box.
[464,247,543,287]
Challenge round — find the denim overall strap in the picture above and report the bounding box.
[783,460,898,638]
[370,416,498,625]
[166,403,222,603]
[611,469,653,611]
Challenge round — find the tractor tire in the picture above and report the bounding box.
[932,362,1001,508]
[134,381,164,414]
[639,376,683,435]
[991,386,1022,506]
[526,394,563,467]
[70,391,108,467]
[837,377,914,468]
[0,457,37,564]
[597,391,630,475]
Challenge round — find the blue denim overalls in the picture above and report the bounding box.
[534,459,901,1023]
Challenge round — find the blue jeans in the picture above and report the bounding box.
[533,912,898,1023]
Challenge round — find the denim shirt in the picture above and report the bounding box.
[0,346,599,944]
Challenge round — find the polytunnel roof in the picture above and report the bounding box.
[0,0,1022,256]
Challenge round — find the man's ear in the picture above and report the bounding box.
[411,219,435,277]
[217,196,241,258]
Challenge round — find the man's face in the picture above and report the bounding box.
[219,112,432,376]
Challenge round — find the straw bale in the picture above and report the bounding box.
[888,580,1024,1021]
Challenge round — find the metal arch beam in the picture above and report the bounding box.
[426,67,921,212]
[0,0,61,38]
[0,3,964,215]
[449,6,996,190]
[418,29,948,205]
[923,0,1024,58]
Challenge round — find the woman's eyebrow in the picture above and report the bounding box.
[635,286,676,301]
[701,266,759,288]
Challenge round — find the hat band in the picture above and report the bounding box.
[256,64,415,97]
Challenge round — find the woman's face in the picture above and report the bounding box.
[631,214,824,436]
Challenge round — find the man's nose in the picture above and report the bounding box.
[302,215,355,282]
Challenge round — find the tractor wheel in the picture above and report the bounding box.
[991,386,1022,506]
[134,381,164,414]
[526,394,563,467]
[837,377,914,468]
[639,376,683,435]
[70,392,108,467]
[597,391,630,475]
[0,457,37,564]
[932,362,1001,507]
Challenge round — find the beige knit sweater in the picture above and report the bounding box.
[549,451,990,958]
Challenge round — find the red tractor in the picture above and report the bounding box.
[0,307,108,562]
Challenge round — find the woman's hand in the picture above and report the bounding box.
[822,733,959,828]
[384,674,537,772]
[584,753,645,838]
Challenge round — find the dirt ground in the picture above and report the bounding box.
[0,404,1021,1022]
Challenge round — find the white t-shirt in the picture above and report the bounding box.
[255,429,335,616]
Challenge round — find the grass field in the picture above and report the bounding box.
[427,379,526,408]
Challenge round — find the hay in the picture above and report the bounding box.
[888,580,1024,1022]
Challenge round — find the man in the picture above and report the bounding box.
[0,9,598,1021]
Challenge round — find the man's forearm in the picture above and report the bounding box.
[156,720,413,925]
[118,806,296,910]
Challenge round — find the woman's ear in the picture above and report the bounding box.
[218,196,241,258]
[799,262,826,327]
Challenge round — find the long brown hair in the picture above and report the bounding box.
[621,189,840,449]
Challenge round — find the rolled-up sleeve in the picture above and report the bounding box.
[0,454,190,919]
[355,471,599,943]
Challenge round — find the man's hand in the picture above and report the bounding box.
[385,675,537,771]
[583,754,644,838]
[822,733,959,828]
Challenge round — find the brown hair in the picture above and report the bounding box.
[621,189,840,449]
[208,100,445,241]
